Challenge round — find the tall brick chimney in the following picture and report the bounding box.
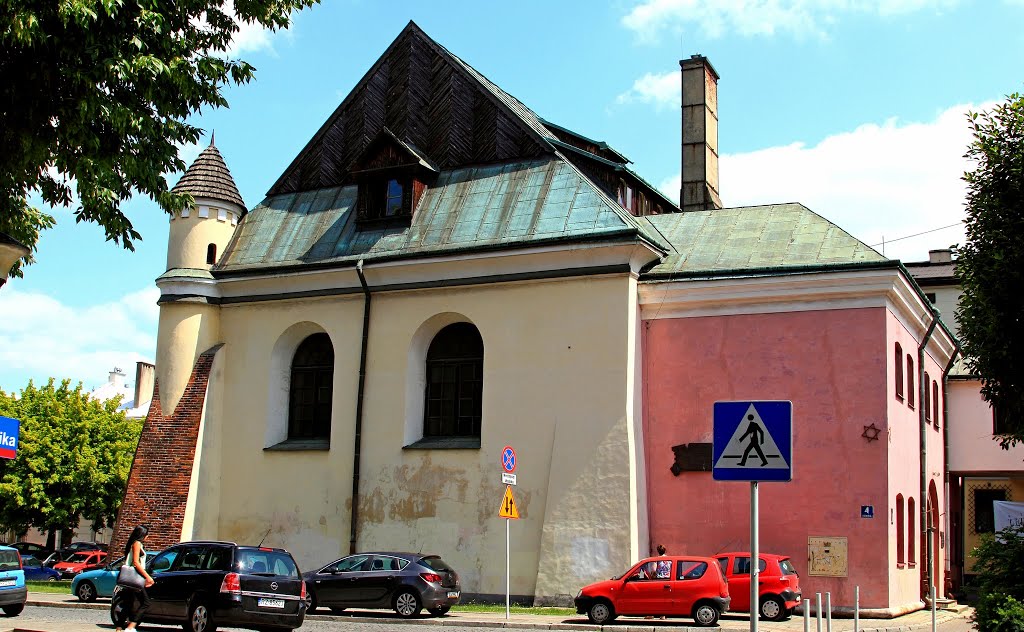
[680,55,722,212]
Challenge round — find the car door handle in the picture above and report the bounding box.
[663,585,671,590]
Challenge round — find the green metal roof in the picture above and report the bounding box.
[640,203,887,278]
[219,158,666,273]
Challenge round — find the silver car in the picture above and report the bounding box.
[304,552,461,618]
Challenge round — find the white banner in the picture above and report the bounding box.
[993,500,1024,532]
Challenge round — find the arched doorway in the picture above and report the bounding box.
[928,481,941,599]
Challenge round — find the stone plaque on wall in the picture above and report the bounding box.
[807,536,848,577]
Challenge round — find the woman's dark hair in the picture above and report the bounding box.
[124,525,149,557]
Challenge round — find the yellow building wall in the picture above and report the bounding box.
[963,477,1024,574]
[190,272,642,600]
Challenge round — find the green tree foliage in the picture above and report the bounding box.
[955,93,1024,449]
[972,523,1024,630]
[0,0,318,278]
[0,379,142,539]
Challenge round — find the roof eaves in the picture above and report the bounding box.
[639,259,902,282]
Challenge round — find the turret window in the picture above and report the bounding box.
[198,206,209,218]
[206,244,217,265]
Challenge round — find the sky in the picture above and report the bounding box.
[1,0,1023,394]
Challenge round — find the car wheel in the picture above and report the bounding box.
[304,590,317,613]
[393,589,421,618]
[76,581,97,602]
[110,597,129,628]
[185,599,217,632]
[760,594,787,621]
[692,602,720,627]
[427,606,450,616]
[587,600,614,625]
[1,604,24,617]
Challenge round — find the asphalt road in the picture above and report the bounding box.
[2,603,979,632]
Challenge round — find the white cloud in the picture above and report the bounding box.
[616,71,680,109]
[622,0,960,41]
[0,287,158,393]
[658,102,990,262]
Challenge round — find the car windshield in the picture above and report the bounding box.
[234,549,300,578]
[22,557,40,568]
[419,556,453,573]
[779,558,798,575]
[67,552,94,563]
[107,556,125,570]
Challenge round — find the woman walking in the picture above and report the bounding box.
[116,525,154,631]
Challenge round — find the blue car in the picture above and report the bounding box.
[71,556,124,602]
[20,556,61,581]
[0,545,26,616]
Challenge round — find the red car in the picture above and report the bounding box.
[574,555,730,626]
[53,550,107,579]
[715,552,802,621]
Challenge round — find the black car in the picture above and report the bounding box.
[110,541,306,632]
[9,542,54,562]
[304,552,460,618]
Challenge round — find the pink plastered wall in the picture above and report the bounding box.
[642,307,894,608]
[885,310,947,605]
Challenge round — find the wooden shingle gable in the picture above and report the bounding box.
[268,21,554,197]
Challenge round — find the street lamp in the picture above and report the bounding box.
[0,232,30,289]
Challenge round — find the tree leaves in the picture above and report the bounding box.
[955,92,1024,449]
[0,0,319,278]
[0,378,143,535]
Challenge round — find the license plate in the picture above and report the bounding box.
[257,598,285,609]
[0,579,14,587]
[447,591,459,599]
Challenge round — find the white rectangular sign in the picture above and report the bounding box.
[501,472,517,485]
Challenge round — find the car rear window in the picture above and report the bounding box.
[779,558,798,575]
[677,561,708,580]
[0,551,19,570]
[419,556,453,573]
[235,549,300,579]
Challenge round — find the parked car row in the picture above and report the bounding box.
[574,551,802,626]
[0,541,107,568]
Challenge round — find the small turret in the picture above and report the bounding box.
[166,137,245,271]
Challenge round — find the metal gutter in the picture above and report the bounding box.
[638,259,901,282]
[917,311,939,598]
[350,259,372,554]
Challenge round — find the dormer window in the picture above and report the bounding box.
[351,128,438,227]
[386,179,404,216]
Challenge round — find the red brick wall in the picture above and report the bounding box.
[111,344,223,556]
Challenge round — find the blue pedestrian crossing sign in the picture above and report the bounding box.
[712,401,792,482]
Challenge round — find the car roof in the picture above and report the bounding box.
[0,545,14,552]
[715,552,788,560]
[640,555,719,563]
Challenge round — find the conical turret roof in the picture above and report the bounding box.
[172,139,245,210]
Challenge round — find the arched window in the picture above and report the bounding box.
[906,355,915,409]
[924,372,931,420]
[933,381,940,428]
[206,243,217,265]
[894,343,904,400]
[896,494,905,565]
[288,333,334,441]
[424,323,483,439]
[908,497,916,565]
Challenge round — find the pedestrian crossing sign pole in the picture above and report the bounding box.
[713,401,793,632]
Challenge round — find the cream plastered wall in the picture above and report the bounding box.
[198,271,641,601]
[154,302,222,414]
[962,477,1024,574]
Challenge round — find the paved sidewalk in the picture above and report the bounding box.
[0,591,975,632]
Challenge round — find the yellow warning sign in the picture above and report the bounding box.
[498,485,520,519]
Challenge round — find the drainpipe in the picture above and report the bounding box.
[917,311,938,601]
[350,259,372,554]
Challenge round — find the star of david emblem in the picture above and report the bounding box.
[862,423,881,442]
